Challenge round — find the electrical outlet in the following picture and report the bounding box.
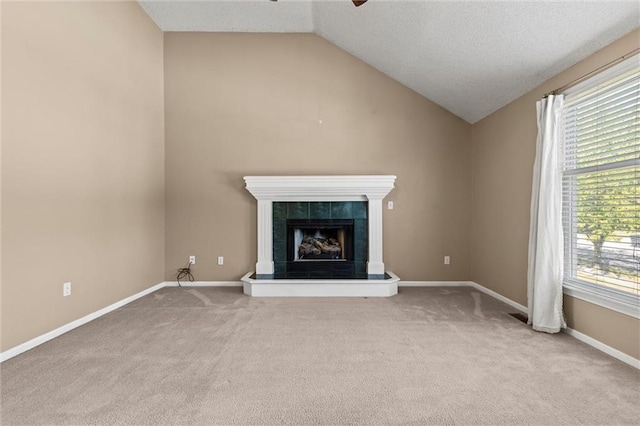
[217,256,224,266]
[388,201,394,210]
[189,256,195,265]
[63,282,71,297]
[444,256,451,265]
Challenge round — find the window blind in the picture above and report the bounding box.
[562,61,639,302]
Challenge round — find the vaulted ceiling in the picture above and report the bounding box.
[139,0,640,123]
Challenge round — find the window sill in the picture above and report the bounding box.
[563,283,640,319]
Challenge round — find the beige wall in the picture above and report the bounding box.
[164,33,472,282]
[1,4,635,361]
[1,1,165,351]
[0,0,4,349]
[471,29,640,359]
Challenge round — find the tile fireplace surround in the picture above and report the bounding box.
[242,175,400,297]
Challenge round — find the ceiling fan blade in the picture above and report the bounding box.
[271,0,368,7]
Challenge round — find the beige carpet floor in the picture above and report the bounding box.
[1,286,638,425]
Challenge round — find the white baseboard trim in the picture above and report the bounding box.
[564,327,640,370]
[0,282,166,363]
[399,280,528,314]
[399,280,639,369]
[399,281,470,287]
[164,281,243,287]
[468,281,528,314]
[3,279,636,370]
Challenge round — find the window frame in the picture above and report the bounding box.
[561,54,640,319]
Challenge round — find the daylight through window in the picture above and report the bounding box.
[562,55,639,313]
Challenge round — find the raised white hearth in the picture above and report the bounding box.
[242,271,400,297]
[243,175,398,297]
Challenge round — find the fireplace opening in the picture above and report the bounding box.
[287,219,354,262]
[295,228,345,261]
[285,219,355,276]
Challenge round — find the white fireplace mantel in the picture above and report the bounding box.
[244,175,397,202]
[244,175,396,277]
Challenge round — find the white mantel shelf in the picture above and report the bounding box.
[243,175,397,296]
[244,175,397,201]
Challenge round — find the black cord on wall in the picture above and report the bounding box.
[176,262,195,287]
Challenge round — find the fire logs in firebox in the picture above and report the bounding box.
[298,237,342,259]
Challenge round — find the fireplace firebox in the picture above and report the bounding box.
[287,219,354,262]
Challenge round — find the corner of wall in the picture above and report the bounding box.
[467,28,640,359]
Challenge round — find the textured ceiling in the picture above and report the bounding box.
[139,0,640,123]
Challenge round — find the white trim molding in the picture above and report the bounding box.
[244,175,397,201]
[3,279,636,370]
[563,283,640,319]
[399,281,471,287]
[399,281,528,313]
[469,282,528,314]
[564,327,640,370]
[400,280,638,369]
[0,281,246,363]
[0,282,166,363]
[165,281,243,287]
[244,175,396,277]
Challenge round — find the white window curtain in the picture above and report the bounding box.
[527,94,567,333]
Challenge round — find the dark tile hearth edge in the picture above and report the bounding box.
[253,272,390,281]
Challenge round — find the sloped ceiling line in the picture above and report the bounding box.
[139,0,640,123]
